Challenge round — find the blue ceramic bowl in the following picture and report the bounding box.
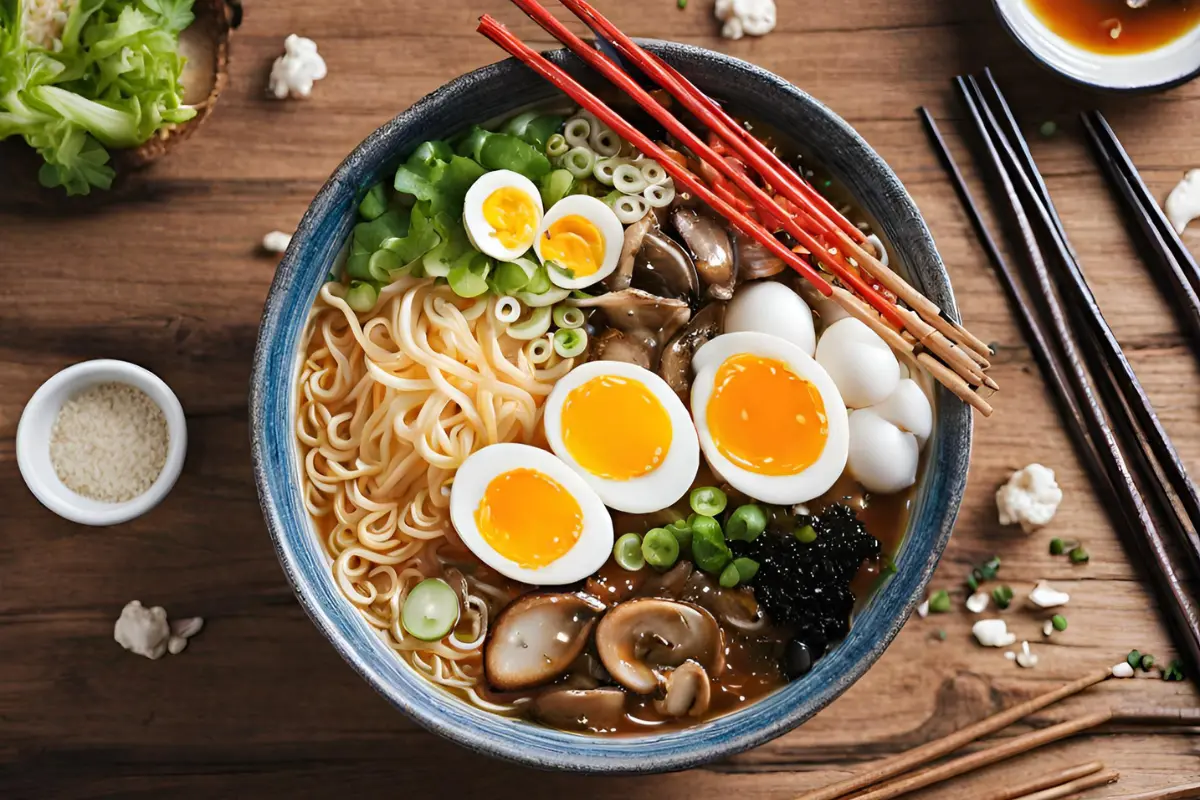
[251,41,971,773]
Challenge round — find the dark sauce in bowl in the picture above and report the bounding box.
[1025,0,1200,54]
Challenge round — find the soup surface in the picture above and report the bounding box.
[1025,0,1200,54]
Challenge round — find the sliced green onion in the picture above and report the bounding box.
[552,304,585,329]
[358,182,389,221]
[614,532,645,571]
[690,486,727,517]
[927,589,951,613]
[642,527,680,569]
[593,156,627,186]
[639,159,668,186]
[1049,537,1065,556]
[613,163,648,194]
[493,295,522,324]
[1051,614,1068,632]
[514,286,571,308]
[725,504,767,542]
[563,116,591,148]
[507,305,553,340]
[690,516,730,575]
[589,126,621,157]
[540,168,574,207]
[368,248,404,281]
[525,335,553,365]
[522,115,564,150]
[1140,654,1155,671]
[1127,649,1142,668]
[402,578,460,641]
[612,194,648,224]
[553,327,588,358]
[643,182,675,208]
[991,584,1014,610]
[666,519,692,555]
[545,133,570,159]
[719,562,741,588]
[732,557,759,583]
[1068,545,1090,564]
[563,146,597,178]
[795,524,818,544]
[345,280,379,312]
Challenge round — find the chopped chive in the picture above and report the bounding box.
[1039,120,1058,137]
[1049,538,1065,556]
[928,589,951,613]
[966,573,979,591]
[979,556,1002,580]
[1139,653,1155,671]
[1052,614,1067,631]
[991,585,1014,610]
[1162,660,1185,681]
[795,524,818,544]
[1069,545,1090,564]
[935,629,947,641]
[1126,649,1142,669]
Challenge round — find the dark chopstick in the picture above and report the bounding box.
[1079,110,1200,350]
[944,76,1200,674]
[973,77,1200,583]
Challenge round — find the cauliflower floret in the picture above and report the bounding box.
[114,600,170,659]
[996,463,1062,533]
[268,35,327,100]
[972,618,1016,648]
[714,0,777,40]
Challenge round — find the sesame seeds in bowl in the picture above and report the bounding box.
[16,360,187,526]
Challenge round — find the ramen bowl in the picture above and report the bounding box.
[251,41,971,773]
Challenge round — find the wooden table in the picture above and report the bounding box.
[2,1,1198,796]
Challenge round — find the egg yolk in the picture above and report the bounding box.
[482,187,538,249]
[541,215,605,278]
[561,375,672,480]
[474,468,582,568]
[707,353,828,476]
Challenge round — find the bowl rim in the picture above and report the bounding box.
[251,40,972,773]
[991,0,1200,93]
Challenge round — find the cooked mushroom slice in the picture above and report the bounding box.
[594,598,726,694]
[653,661,712,718]
[531,687,628,732]
[734,235,786,282]
[607,214,655,292]
[590,328,653,370]
[485,592,607,692]
[640,560,694,600]
[633,231,700,303]
[683,569,766,633]
[671,207,736,300]
[572,289,690,370]
[659,301,725,398]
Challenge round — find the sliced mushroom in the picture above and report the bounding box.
[653,661,712,718]
[640,560,694,600]
[633,231,700,303]
[590,328,653,370]
[734,235,786,283]
[682,570,765,633]
[594,598,726,694]
[572,289,690,370]
[659,300,725,398]
[531,687,628,732]
[607,214,655,292]
[485,592,607,692]
[671,207,736,300]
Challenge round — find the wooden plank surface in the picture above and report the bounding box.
[2,0,1198,796]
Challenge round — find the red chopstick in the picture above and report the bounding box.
[477,15,834,299]
[559,0,867,246]
[500,0,904,328]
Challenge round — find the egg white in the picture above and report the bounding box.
[449,443,612,585]
[462,170,544,262]
[814,317,899,408]
[690,331,849,505]
[724,280,816,355]
[534,195,624,290]
[846,408,919,495]
[543,360,699,514]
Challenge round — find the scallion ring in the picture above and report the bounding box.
[345,281,379,313]
[639,159,668,185]
[593,156,627,186]
[545,133,569,158]
[613,532,645,571]
[690,486,728,517]
[589,126,621,157]
[563,146,597,178]
[552,327,588,358]
[514,286,571,308]
[563,117,591,149]
[641,527,680,570]
[643,182,675,208]
[493,295,522,324]
[552,304,585,329]
[401,578,460,641]
[613,163,648,194]
[507,305,553,340]
[525,335,554,365]
[613,194,648,224]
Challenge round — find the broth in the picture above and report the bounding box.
[1025,0,1200,54]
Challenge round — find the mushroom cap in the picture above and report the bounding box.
[653,661,712,718]
[658,300,725,398]
[485,592,606,692]
[671,207,735,300]
[594,598,725,694]
[531,687,627,732]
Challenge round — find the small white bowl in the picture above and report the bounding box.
[994,0,1200,92]
[16,360,188,526]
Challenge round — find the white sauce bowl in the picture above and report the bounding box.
[993,0,1200,92]
[16,360,188,526]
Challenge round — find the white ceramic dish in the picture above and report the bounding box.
[16,359,188,526]
[993,0,1200,92]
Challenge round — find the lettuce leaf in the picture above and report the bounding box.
[0,0,197,195]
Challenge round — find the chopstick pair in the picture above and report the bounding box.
[918,73,1200,676]
[476,0,999,414]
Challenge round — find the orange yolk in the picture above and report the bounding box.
[474,468,582,568]
[482,187,538,249]
[540,215,605,278]
[561,375,672,480]
[707,353,828,476]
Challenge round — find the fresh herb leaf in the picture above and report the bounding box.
[142,0,195,33]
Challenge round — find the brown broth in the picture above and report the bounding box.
[1025,0,1200,54]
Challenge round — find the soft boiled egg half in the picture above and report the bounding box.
[691,331,849,505]
[543,361,699,513]
[450,443,613,585]
[463,169,544,262]
[534,195,624,290]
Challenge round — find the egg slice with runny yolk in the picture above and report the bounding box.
[474,467,582,568]
[534,195,624,290]
[540,215,605,279]
[482,186,540,250]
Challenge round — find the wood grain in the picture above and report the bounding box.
[1,0,1198,797]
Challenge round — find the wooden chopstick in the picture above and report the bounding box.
[794,669,1112,800]
[1013,769,1120,800]
[978,763,1106,800]
[1113,782,1200,800]
[949,74,1200,675]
